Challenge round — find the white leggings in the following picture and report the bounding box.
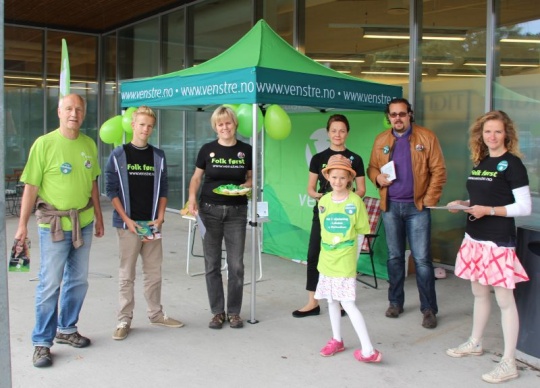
[470,281,519,360]
[328,299,374,356]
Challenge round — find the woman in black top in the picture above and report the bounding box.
[188,106,253,330]
[445,111,531,383]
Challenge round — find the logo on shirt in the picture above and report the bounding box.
[81,152,93,169]
[305,128,330,167]
[237,152,245,159]
[344,204,357,215]
[60,163,72,174]
[497,160,508,172]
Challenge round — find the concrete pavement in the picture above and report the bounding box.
[5,198,539,387]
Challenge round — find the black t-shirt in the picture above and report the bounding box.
[465,152,528,243]
[124,143,154,221]
[196,139,253,205]
[309,148,365,195]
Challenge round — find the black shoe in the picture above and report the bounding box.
[33,346,52,368]
[422,309,437,329]
[340,309,347,317]
[55,331,91,348]
[292,305,320,318]
[385,304,404,318]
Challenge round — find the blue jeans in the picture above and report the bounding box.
[32,223,93,347]
[199,203,247,315]
[382,202,438,314]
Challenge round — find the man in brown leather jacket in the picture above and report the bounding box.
[367,98,446,329]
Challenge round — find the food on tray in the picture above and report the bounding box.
[214,184,251,196]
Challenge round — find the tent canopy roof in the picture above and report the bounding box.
[120,20,401,111]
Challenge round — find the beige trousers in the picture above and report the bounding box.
[116,228,163,324]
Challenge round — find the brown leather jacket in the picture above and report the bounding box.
[367,124,446,212]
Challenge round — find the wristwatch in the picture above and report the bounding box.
[490,207,495,216]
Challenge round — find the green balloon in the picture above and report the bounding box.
[124,130,133,144]
[122,107,137,133]
[264,105,291,140]
[99,115,124,144]
[236,104,263,138]
[222,104,239,113]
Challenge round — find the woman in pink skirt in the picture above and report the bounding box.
[445,110,531,384]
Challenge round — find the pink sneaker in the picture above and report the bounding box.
[354,349,382,363]
[320,338,345,357]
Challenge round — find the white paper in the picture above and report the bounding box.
[257,201,269,217]
[381,160,396,181]
[427,205,471,210]
[196,214,206,239]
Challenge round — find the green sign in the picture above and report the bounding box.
[263,110,389,279]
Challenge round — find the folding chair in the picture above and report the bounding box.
[356,196,382,289]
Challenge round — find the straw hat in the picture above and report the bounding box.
[322,154,356,179]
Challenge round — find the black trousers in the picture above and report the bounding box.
[305,206,321,291]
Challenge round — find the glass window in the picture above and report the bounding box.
[118,18,160,80]
[304,0,408,87]
[99,33,118,185]
[4,26,44,174]
[192,0,252,65]
[163,10,185,73]
[264,0,295,45]
[495,2,540,228]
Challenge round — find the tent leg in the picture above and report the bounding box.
[248,104,259,324]
[247,226,259,324]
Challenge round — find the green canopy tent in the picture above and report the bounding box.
[120,19,402,322]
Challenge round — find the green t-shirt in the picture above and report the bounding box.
[317,193,370,278]
[21,129,100,231]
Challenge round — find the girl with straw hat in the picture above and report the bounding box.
[316,154,382,363]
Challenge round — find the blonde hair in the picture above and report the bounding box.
[468,110,522,165]
[132,106,156,122]
[210,106,238,130]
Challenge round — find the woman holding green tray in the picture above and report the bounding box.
[188,106,253,330]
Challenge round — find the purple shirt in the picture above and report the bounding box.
[388,127,414,202]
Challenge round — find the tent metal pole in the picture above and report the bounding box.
[248,103,259,324]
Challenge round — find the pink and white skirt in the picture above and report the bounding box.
[314,274,357,302]
[455,234,529,289]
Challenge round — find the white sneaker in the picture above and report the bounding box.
[482,358,518,384]
[446,338,483,358]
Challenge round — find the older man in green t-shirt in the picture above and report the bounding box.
[15,94,104,368]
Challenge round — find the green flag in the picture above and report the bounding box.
[59,39,71,98]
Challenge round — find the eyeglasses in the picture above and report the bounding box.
[388,112,409,118]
